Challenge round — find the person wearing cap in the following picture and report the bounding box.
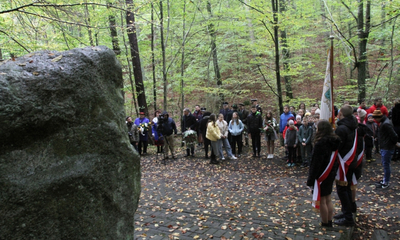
[284,119,298,167]
[126,116,139,151]
[366,97,389,116]
[247,105,263,157]
[193,105,203,146]
[333,105,358,226]
[157,111,178,159]
[372,110,399,189]
[365,113,378,163]
[357,109,367,124]
[219,102,232,122]
[134,112,150,155]
[182,108,197,157]
[251,99,262,115]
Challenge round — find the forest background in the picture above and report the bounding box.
[1,0,399,123]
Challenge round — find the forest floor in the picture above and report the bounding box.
[134,136,400,239]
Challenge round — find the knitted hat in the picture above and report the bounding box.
[358,109,367,118]
[232,104,238,109]
[288,120,294,125]
[305,112,311,116]
[367,113,373,118]
[372,110,383,118]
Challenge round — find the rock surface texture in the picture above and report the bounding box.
[0,46,140,240]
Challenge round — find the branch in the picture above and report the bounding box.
[237,0,264,15]
[369,63,388,102]
[321,14,358,67]
[340,0,358,23]
[0,29,31,53]
[261,20,275,43]
[257,65,279,98]
[371,13,400,28]
[0,2,128,15]
[18,10,92,28]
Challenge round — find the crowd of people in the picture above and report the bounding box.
[126,97,400,227]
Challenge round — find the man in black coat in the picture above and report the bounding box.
[182,108,197,157]
[334,105,357,226]
[247,105,263,157]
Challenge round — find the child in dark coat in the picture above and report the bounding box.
[284,120,298,167]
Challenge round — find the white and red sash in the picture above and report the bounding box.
[352,140,365,187]
[312,150,339,209]
[335,130,358,186]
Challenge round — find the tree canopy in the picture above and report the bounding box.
[1,0,399,116]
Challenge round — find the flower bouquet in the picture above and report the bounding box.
[182,130,197,147]
[263,120,278,138]
[138,122,149,136]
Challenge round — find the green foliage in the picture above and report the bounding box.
[1,0,399,114]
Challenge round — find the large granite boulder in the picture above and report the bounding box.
[0,46,141,239]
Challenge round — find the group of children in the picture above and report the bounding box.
[281,104,385,168]
[282,112,319,168]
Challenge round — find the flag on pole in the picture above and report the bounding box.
[320,49,333,123]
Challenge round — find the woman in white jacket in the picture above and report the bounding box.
[229,112,244,157]
[217,114,237,160]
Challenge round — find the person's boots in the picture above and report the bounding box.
[186,149,191,157]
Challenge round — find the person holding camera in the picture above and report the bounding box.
[157,111,178,159]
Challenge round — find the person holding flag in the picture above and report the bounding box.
[307,119,341,227]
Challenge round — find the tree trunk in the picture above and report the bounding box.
[181,0,186,113]
[207,1,223,103]
[125,0,148,115]
[279,0,292,99]
[160,1,167,111]
[120,11,138,116]
[151,3,157,111]
[272,0,283,114]
[84,1,94,46]
[356,0,370,103]
[107,2,120,55]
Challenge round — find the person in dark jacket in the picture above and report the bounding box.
[391,99,400,161]
[199,112,214,159]
[158,111,177,159]
[307,119,341,228]
[182,108,197,157]
[333,105,358,227]
[285,120,298,167]
[351,113,372,213]
[247,105,263,157]
[372,110,399,188]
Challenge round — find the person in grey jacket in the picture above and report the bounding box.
[372,110,399,188]
[126,116,139,151]
[298,116,313,167]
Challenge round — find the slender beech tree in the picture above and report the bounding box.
[151,2,157,111]
[272,0,283,114]
[279,0,292,99]
[160,0,168,111]
[125,0,148,115]
[107,2,120,55]
[207,1,223,103]
[356,0,371,103]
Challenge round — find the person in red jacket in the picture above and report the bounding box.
[367,97,389,116]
